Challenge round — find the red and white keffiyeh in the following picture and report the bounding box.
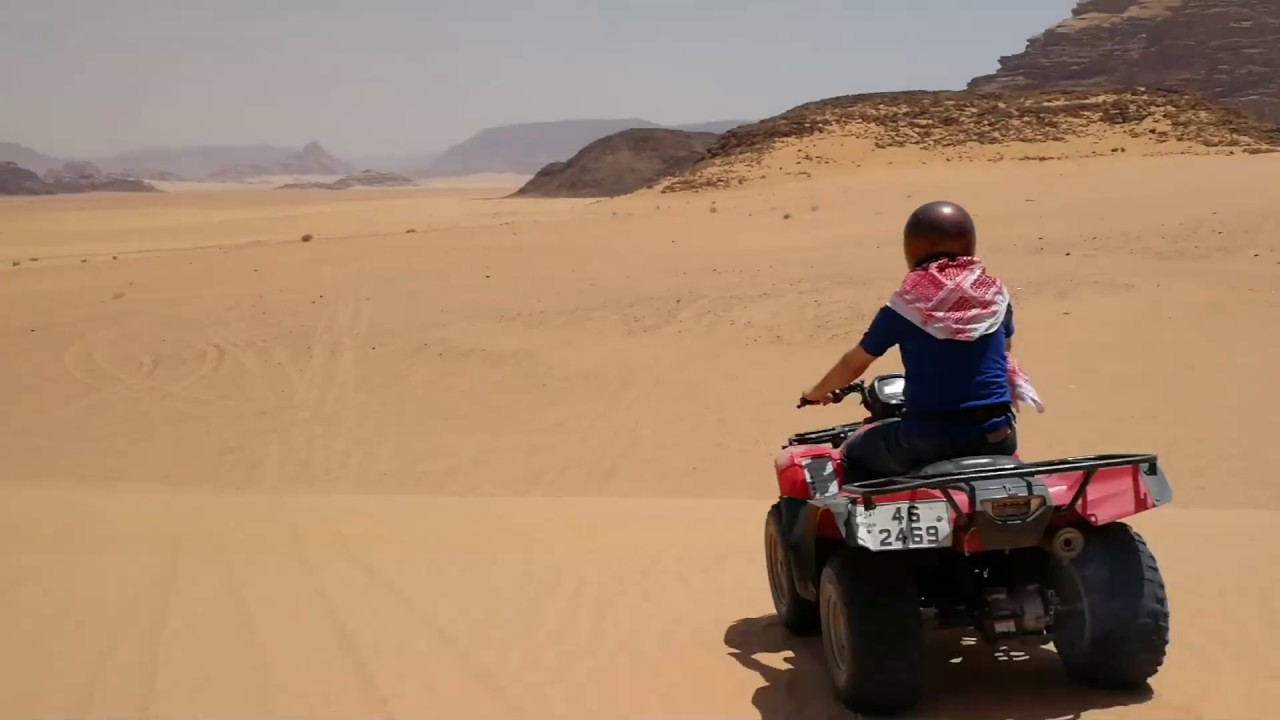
[887,256,1045,414]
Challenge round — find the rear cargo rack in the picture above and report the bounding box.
[844,453,1159,515]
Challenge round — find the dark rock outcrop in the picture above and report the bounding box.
[1,161,160,195]
[276,169,417,190]
[512,128,719,198]
[333,169,416,188]
[968,0,1280,122]
[276,181,341,190]
[0,162,54,195]
[41,161,159,193]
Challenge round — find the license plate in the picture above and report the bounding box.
[854,500,952,551]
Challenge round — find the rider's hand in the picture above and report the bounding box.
[801,388,833,406]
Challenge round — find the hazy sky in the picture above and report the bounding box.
[2,0,1077,158]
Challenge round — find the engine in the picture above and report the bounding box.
[980,584,1053,645]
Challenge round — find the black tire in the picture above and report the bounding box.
[1053,522,1170,690]
[818,550,924,716]
[765,503,819,635]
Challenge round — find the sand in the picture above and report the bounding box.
[3,150,1279,719]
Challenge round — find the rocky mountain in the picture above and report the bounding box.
[0,142,62,175]
[513,129,719,198]
[276,141,351,175]
[203,142,348,180]
[418,118,750,178]
[968,0,1280,123]
[206,141,351,180]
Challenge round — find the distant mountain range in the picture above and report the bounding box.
[93,141,352,180]
[0,117,752,182]
[204,142,352,180]
[0,142,62,175]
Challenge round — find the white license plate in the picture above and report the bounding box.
[854,500,952,551]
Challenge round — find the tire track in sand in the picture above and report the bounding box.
[281,510,396,718]
[209,512,291,717]
[61,533,183,719]
[62,330,235,416]
[322,521,525,714]
[190,300,370,490]
[132,532,183,719]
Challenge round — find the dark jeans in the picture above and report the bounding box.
[839,418,1018,485]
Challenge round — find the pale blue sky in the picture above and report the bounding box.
[1,0,1076,157]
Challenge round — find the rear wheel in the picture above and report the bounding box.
[818,550,924,715]
[764,503,818,634]
[1053,522,1170,689]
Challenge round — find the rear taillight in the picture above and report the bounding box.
[980,496,1045,522]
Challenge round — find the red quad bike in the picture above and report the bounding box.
[766,374,1173,716]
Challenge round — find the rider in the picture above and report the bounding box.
[800,200,1044,483]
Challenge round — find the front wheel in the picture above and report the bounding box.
[1053,522,1171,689]
[765,503,818,634]
[818,550,924,716]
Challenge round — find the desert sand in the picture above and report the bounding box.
[3,149,1280,720]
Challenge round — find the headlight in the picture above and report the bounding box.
[980,496,1046,522]
[875,376,905,401]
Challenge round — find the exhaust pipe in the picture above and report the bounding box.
[1043,527,1085,560]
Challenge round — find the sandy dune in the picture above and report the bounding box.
[3,150,1280,718]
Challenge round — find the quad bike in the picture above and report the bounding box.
[766,374,1172,716]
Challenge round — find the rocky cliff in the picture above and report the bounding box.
[968,0,1280,123]
[658,88,1280,193]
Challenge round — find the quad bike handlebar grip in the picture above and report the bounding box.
[797,384,859,409]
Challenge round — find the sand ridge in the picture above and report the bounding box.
[3,150,1280,718]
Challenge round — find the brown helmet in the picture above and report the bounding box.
[903,201,976,268]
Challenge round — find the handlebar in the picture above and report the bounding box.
[797,381,866,409]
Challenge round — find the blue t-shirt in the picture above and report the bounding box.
[858,302,1015,436]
